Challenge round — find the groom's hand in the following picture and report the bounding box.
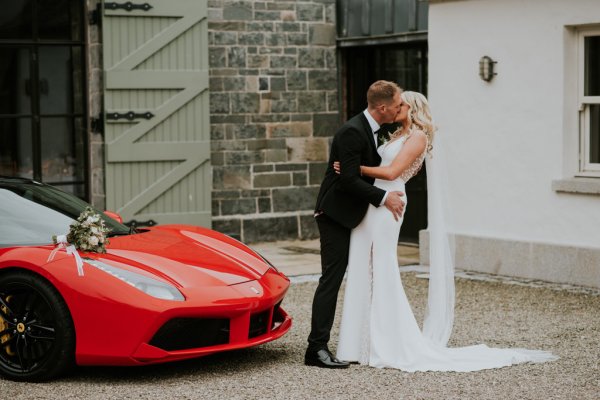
[384,191,405,221]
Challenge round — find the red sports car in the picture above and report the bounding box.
[0,177,291,381]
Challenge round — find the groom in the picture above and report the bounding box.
[305,80,406,368]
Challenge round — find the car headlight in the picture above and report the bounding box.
[85,259,184,301]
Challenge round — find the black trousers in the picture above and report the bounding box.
[307,213,352,352]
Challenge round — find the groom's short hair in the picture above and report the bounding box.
[367,80,402,107]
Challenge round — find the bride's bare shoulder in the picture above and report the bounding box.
[407,129,427,146]
[410,129,427,139]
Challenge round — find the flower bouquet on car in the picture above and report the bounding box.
[49,207,110,275]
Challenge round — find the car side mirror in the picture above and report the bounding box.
[103,210,123,224]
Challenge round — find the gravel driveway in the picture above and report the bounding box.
[1,273,599,400]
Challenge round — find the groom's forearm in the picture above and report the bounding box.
[335,127,386,206]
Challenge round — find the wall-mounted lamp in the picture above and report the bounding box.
[479,56,497,82]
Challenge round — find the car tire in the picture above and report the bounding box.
[0,270,75,381]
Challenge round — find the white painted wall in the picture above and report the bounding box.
[428,0,600,249]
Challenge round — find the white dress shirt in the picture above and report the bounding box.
[363,109,380,147]
[363,109,388,206]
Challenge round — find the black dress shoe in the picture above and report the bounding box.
[304,349,350,369]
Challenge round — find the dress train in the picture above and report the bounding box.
[336,136,558,371]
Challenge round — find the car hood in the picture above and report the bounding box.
[92,226,270,287]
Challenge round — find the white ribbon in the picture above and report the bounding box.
[47,235,85,276]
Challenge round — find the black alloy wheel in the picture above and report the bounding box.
[0,270,75,381]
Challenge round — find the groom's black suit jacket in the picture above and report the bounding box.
[315,112,386,229]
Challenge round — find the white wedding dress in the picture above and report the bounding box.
[336,134,558,371]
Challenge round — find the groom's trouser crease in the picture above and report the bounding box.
[307,214,351,352]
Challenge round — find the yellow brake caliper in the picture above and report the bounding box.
[0,296,15,356]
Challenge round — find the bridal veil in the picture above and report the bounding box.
[422,130,456,346]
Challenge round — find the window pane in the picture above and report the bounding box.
[37,0,83,40]
[0,186,72,245]
[39,46,74,114]
[40,117,85,185]
[590,105,600,164]
[0,0,33,39]
[345,44,427,117]
[0,118,33,178]
[0,47,31,115]
[0,181,129,246]
[377,47,426,95]
[72,47,85,114]
[585,36,600,96]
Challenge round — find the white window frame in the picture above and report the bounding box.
[578,28,600,176]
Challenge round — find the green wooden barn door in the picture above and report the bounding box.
[102,0,211,227]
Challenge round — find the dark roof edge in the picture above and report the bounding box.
[336,31,428,47]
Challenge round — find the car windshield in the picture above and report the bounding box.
[0,179,131,246]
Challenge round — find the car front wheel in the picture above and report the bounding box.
[0,270,75,381]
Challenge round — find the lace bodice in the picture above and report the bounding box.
[377,132,427,183]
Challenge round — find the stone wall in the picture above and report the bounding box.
[208,0,339,243]
[87,0,105,210]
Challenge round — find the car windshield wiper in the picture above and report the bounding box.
[107,230,131,237]
[106,223,145,237]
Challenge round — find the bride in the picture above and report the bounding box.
[334,91,558,371]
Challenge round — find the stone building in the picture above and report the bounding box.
[1,0,428,244]
[207,0,430,243]
[207,0,338,242]
[3,0,599,288]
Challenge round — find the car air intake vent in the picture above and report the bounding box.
[271,301,284,330]
[150,318,230,351]
[248,309,270,338]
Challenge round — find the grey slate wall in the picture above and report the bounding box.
[208,0,339,243]
[88,0,105,210]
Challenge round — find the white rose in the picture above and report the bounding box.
[88,236,99,246]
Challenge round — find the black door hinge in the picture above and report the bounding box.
[124,219,158,229]
[89,3,102,26]
[91,115,104,136]
[106,111,155,121]
[105,2,153,12]
[90,2,153,26]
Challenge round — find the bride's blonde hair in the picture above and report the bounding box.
[390,91,437,154]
